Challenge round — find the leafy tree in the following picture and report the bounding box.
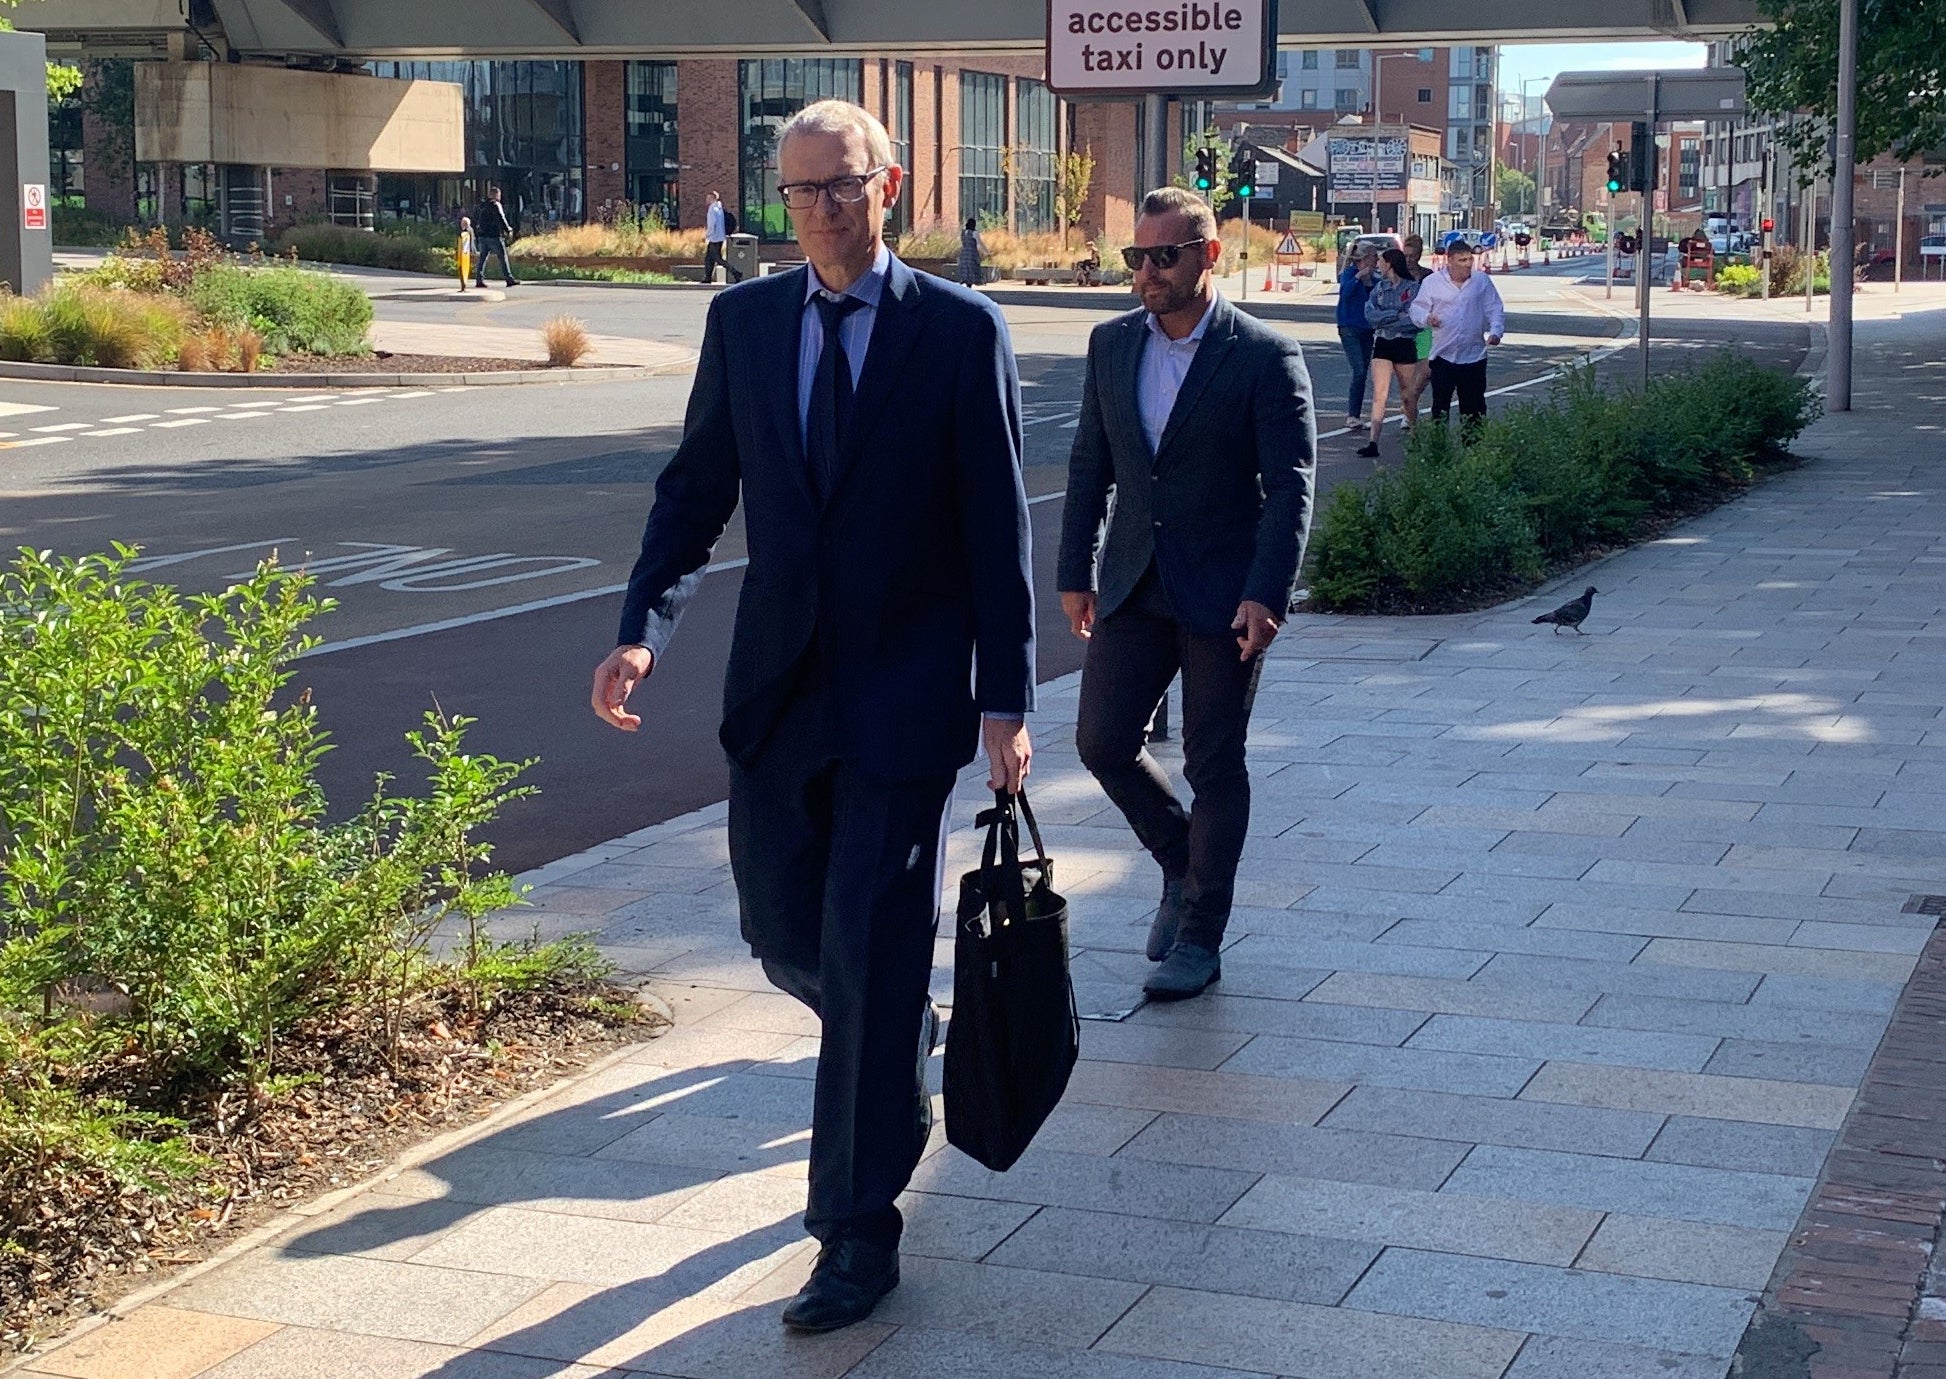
[1052,147,1095,251]
[1736,0,1946,177]
[1497,162,1536,217]
[0,0,83,102]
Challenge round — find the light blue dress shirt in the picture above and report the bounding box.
[797,244,891,448]
[1138,296,1217,452]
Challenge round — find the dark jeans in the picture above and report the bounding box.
[702,239,741,283]
[1338,325,1374,419]
[1428,355,1489,429]
[473,236,514,286]
[726,677,953,1253]
[1076,570,1258,951]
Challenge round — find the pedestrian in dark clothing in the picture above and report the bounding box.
[1335,245,1378,429]
[1058,187,1317,1003]
[957,217,988,287]
[591,99,1033,1335]
[473,185,517,288]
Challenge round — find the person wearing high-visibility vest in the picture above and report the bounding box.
[456,216,474,292]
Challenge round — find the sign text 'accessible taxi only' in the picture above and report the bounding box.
[1046,0,1277,97]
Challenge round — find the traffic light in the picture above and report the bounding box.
[1228,150,1257,199]
[1605,146,1626,196]
[1628,121,1658,192]
[1194,147,1217,192]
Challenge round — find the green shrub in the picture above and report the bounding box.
[0,546,537,1090]
[190,263,372,355]
[1307,353,1817,614]
[1716,263,1762,297]
[0,293,54,362]
[49,205,126,248]
[26,285,185,368]
[275,221,443,273]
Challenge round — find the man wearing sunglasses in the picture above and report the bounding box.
[1058,186,1317,1002]
[591,99,1035,1333]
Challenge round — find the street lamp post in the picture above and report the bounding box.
[1370,50,1412,233]
[1519,77,1543,218]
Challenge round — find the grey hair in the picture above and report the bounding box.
[1138,186,1218,241]
[779,99,895,168]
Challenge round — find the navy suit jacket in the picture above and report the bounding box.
[616,255,1036,782]
[1056,294,1317,636]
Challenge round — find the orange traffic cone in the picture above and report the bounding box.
[1263,262,1275,293]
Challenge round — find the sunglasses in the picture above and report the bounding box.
[1120,238,1208,271]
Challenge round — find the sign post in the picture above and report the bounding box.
[1045,0,1278,97]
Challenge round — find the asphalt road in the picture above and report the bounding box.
[0,283,1805,873]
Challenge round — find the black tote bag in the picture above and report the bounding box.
[943,788,1079,1172]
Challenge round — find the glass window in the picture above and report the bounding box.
[891,61,914,236]
[737,58,865,241]
[368,60,584,228]
[1301,50,1318,69]
[1015,78,1056,233]
[48,91,83,206]
[1449,85,1471,120]
[625,61,679,225]
[1335,88,1360,111]
[960,70,1008,230]
[1335,49,1361,68]
[1300,88,1317,110]
[1417,87,1432,104]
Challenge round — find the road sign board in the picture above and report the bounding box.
[21,183,46,231]
[1545,69,1747,122]
[1045,0,1277,97]
[1275,231,1299,255]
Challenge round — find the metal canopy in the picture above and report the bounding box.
[28,0,1764,56]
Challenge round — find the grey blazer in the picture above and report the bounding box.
[1056,294,1317,636]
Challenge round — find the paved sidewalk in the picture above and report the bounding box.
[14,311,1946,1379]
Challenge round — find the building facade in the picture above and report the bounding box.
[64,52,1172,250]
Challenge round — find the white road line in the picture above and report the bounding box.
[334,397,387,406]
[0,435,73,449]
[0,432,14,439]
[81,427,143,437]
[216,411,274,420]
[392,390,436,398]
[101,413,161,423]
[164,405,222,415]
[281,404,331,412]
[281,395,334,403]
[0,401,56,418]
[438,386,470,392]
[29,422,93,432]
[151,417,212,428]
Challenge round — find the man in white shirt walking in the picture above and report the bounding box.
[702,190,740,284]
[1408,240,1505,433]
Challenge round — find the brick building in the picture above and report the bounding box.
[68,53,1168,250]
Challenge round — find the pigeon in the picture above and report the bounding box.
[1533,586,1599,634]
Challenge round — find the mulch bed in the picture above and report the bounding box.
[267,351,548,374]
[1,982,665,1354]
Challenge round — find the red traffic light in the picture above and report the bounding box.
[1760,218,1775,233]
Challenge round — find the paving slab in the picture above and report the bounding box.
[1575,1214,1787,1290]
[1119,1111,1470,1189]
[1404,1013,1720,1072]
[1643,1115,1836,1178]
[1442,1143,1813,1229]
[1219,1032,1540,1096]
[1095,1287,1525,1379]
[1343,1248,1756,1355]
[1501,1335,1733,1379]
[1317,1085,1663,1158]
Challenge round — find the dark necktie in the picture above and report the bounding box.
[807,292,865,501]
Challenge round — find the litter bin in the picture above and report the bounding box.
[726,233,759,283]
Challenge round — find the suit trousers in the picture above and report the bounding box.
[473,236,515,286]
[726,674,955,1252]
[1428,355,1489,425]
[1076,569,1259,950]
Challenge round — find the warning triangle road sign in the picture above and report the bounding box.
[1275,232,1299,255]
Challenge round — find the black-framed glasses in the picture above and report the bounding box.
[1121,238,1207,271]
[777,167,888,210]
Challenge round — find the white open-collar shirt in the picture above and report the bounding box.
[1138,295,1218,452]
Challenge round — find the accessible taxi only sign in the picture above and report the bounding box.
[1046,0,1276,97]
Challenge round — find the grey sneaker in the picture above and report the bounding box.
[1143,941,1222,1000]
[1147,875,1188,962]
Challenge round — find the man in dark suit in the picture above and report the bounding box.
[1058,186,1316,1001]
[590,100,1035,1332]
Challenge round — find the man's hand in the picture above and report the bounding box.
[1061,590,1098,641]
[1485,333,1502,347]
[1427,313,1443,329]
[591,644,655,731]
[983,715,1032,794]
[1232,600,1281,661]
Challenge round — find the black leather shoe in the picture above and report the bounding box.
[780,1237,900,1332]
[1146,876,1188,962]
[1143,941,1221,1000]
